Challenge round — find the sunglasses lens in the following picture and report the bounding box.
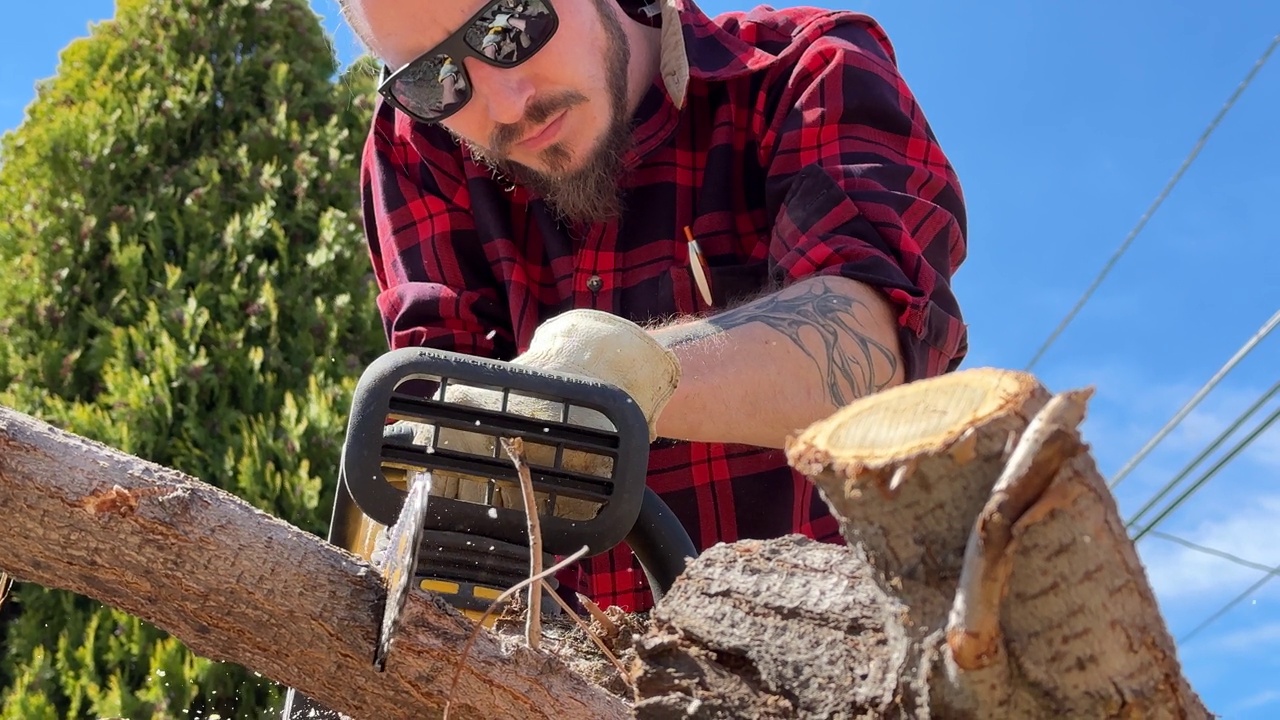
[463,0,557,64]
[383,0,558,122]
[388,54,471,121]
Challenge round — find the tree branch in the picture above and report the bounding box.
[0,405,629,720]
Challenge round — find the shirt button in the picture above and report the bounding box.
[586,275,603,293]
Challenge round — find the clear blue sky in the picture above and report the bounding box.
[4,0,1279,715]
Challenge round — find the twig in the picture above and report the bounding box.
[546,584,633,691]
[443,546,590,720]
[0,572,12,612]
[577,592,618,638]
[500,436,543,651]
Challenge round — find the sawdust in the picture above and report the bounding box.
[498,604,654,699]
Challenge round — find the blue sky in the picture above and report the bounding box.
[4,0,1279,715]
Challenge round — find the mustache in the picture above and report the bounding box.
[490,90,587,153]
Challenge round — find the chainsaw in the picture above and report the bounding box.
[281,346,698,719]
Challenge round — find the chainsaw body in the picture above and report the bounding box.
[281,346,696,719]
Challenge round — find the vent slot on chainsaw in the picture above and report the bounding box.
[383,385,622,510]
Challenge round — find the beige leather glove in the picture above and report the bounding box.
[388,309,680,521]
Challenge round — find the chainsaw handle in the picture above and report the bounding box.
[627,487,698,602]
[341,346,652,556]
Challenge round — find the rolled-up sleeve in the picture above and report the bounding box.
[361,102,514,359]
[762,16,969,380]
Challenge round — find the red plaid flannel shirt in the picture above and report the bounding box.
[359,0,969,611]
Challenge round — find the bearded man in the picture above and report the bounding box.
[282,0,969,715]
[344,0,969,604]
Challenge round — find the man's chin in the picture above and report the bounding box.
[519,157,626,225]
[469,136,629,225]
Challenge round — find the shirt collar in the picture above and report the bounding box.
[610,0,783,170]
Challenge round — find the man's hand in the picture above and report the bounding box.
[392,310,681,520]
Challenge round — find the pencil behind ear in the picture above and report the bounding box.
[614,0,663,27]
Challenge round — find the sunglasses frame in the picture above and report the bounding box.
[377,0,561,125]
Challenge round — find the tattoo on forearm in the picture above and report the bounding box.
[653,277,899,405]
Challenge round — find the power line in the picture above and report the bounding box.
[1147,530,1274,574]
[1109,308,1280,491]
[1024,32,1280,372]
[1180,564,1280,644]
[1147,532,1278,644]
[1124,375,1280,525]
[1130,401,1280,543]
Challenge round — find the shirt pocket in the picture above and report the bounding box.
[660,258,773,316]
[661,212,775,315]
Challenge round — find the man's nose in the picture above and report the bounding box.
[464,60,534,126]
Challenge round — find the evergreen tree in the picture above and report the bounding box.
[0,0,384,716]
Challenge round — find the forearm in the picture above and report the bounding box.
[649,275,905,449]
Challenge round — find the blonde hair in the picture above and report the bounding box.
[336,0,375,53]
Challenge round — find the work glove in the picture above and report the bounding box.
[384,309,681,521]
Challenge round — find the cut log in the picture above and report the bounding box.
[1,367,1213,719]
[0,405,630,720]
[632,368,1210,719]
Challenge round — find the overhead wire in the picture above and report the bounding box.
[1130,380,1280,645]
[1148,529,1279,643]
[1179,565,1280,644]
[1115,30,1280,656]
[1023,32,1280,373]
[1115,31,1280,656]
[1011,28,1280,666]
[1124,374,1280,526]
[1148,530,1274,575]
[1111,310,1280,492]
[1129,401,1280,543]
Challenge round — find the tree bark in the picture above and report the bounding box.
[0,405,630,720]
[630,368,1210,719]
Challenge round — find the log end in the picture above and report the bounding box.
[786,367,1047,480]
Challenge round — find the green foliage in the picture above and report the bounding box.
[0,0,384,716]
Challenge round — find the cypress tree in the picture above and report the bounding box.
[0,0,384,716]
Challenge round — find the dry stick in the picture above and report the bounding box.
[443,546,590,720]
[500,436,544,650]
[0,572,11,612]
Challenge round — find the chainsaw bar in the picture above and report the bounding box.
[373,471,431,671]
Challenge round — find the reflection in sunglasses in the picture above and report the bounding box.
[378,0,559,123]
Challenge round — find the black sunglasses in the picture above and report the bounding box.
[377,0,560,124]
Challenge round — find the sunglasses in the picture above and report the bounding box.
[377,0,560,124]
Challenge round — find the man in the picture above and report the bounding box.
[342,0,968,612]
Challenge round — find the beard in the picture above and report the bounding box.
[459,1,633,224]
